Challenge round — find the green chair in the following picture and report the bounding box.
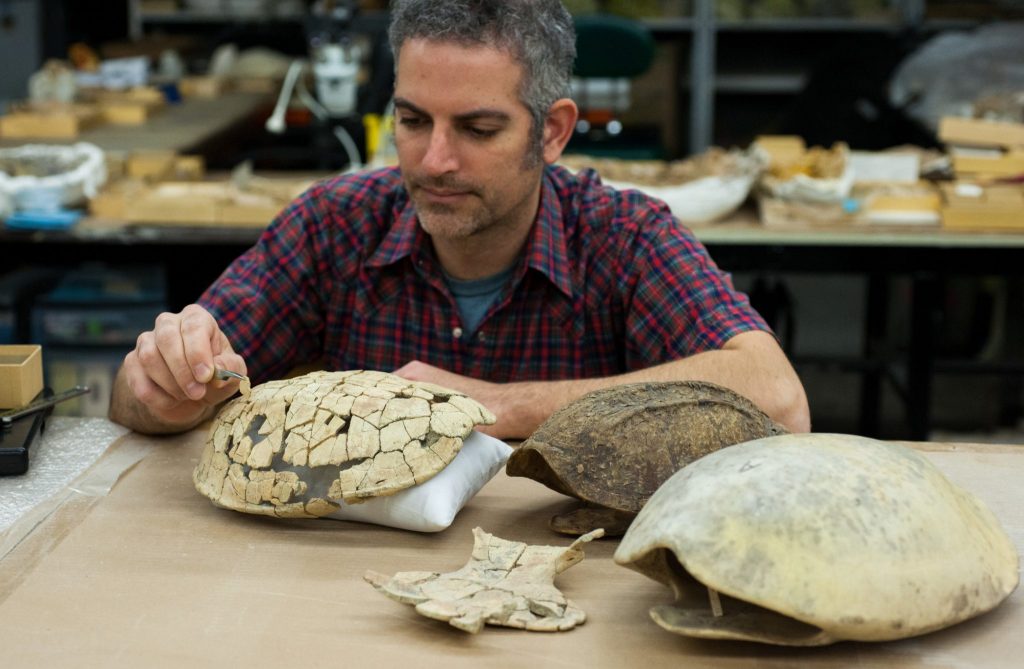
[574,14,655,80]
[571,14,657,155]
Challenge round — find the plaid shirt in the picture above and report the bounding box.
[199,165,769,385]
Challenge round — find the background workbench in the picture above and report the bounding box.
[0,91,271,155]
[2,212,1023,439]
[0,421,1020,668]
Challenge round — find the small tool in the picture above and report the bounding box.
[0,385,90,426]
[213,368,246,382]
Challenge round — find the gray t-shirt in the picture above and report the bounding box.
[444,266,514,335]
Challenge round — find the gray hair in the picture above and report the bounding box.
[388,0,576,153]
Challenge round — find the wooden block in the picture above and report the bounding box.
[89,179,144,219]
[952,152,1024,177]
[88,189,127,219]
[95,87,165,125]
[179,75,229,97]
[180,76,229,98]
[0,105,101,139]
[867,192,942,213]
[939,117,1024,149]
[124,183,221,224]
[753,135,807,166]
[101,103,154,125]
[126,150,177,181]
[172,155,206,181]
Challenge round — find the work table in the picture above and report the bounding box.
[0,420,1020,667]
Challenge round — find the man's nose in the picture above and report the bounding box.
[421,127,459,175]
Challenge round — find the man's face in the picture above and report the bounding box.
[394,39,544,241]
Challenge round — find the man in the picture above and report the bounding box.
[109,0,810,438]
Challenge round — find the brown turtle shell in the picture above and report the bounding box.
[506,381,786,515]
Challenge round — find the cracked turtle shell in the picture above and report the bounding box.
[614,433,1020,645]
[506,381,786,527]
[194,370,495,518]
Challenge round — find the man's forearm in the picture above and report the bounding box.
[498,343,809,438]
[397,331,810,440]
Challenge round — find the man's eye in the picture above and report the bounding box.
[398,116,425,128]
[466,127,498,138]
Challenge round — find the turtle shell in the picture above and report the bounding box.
[614,433,1020,646]
[506,381,786,516]
[194,370,495,518]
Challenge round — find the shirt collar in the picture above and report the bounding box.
[366,186,423,268]
[522,167,574,299]
[366,167,575,301]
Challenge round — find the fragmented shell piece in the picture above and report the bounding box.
[614,433,1020,646]
[193,370,496,517]
[365,527,604,633]
[507,381,786,535]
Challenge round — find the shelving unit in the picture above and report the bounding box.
[125,1,996,156]
[127,1,308,38]
[642,0,987,154]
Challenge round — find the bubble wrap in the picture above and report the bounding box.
[0,417,129,534]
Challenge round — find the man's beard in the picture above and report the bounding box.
[410,179,488,239]
[415,199,489,239]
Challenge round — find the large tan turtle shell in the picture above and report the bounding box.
[193,370,495,518]
[506,381,786,514]
[614,432,1020,646]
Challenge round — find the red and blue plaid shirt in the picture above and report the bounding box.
[199,165,769,385]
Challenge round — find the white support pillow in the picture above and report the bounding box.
[325,431,512,532]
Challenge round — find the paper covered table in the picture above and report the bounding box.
[0,425,1021,668]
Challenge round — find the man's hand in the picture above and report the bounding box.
[393,361,521,439]
[109,304,247,434]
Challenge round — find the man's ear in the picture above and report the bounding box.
[542,98,579,164]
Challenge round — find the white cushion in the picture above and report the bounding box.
[324,431,512,532]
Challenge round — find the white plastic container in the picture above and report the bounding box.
[0,142,107,216]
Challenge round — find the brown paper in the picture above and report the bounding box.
[0,430,1021,668]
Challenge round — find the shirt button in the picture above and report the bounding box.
[477,331,486,342]
[452,327,463,339]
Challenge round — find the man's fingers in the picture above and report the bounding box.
[152,312,207,401]
[124,348,186,412]
[134,331,192,402]
[179,305,219,387]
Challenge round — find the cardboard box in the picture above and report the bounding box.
[939,117,1024,150]
[0,344,43,409]
[941,182,1024,232]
